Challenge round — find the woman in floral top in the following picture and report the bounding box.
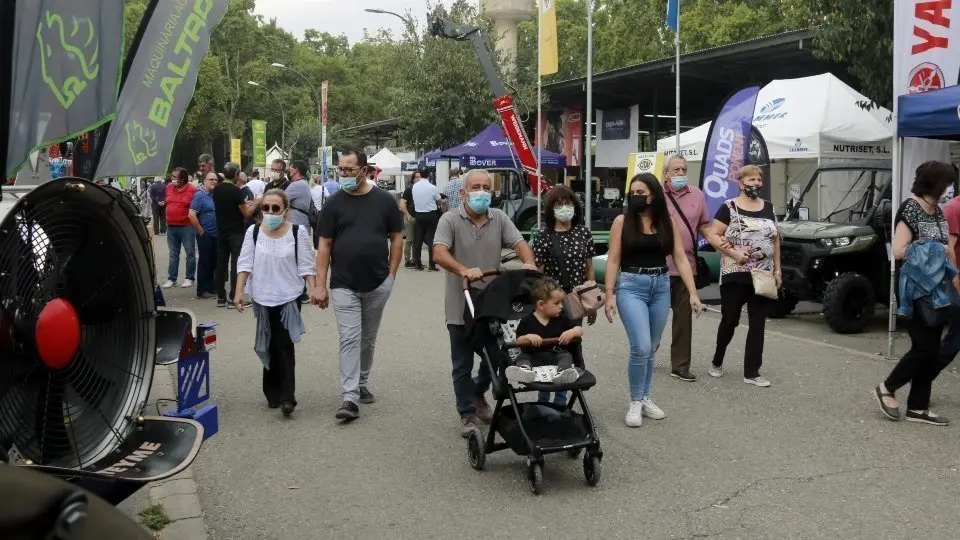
[532,185,595,406]
[705,165,781,388]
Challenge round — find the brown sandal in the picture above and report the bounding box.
[874,385,900,420]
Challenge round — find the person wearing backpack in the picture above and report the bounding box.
[235,189,317,418]
[286,160,320,300]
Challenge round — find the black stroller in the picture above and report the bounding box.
[463,268,603,494]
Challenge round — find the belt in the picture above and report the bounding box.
[622,266,668,275]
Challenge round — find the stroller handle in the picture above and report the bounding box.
[461,268,502,291]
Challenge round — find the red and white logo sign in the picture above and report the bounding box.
[907,62,946,93]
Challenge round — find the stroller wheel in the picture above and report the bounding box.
[527,461,543,495]
[583,454,601,487]
[467,429,486,471]
[566,448,582,459]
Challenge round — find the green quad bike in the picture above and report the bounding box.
[775,165,894,334]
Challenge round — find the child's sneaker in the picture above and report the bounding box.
[552,367,579,385]
[505,365,537,384]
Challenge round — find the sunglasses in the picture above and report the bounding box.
[262,204,285,214]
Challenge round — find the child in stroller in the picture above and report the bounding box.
[505,277,582,386]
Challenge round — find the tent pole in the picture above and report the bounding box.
[887,138,902,358]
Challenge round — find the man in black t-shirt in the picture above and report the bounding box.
[212,162,254,307]
[315,150,404,422]
[400,172,419,267]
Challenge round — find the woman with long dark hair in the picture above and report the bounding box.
[532,184,596,406]
[604,173,703,427]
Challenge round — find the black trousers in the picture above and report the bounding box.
[712,281,768,378]
[414,211,439,268]
[151,204,166,235]
[885,316,946,411]
[216,230,245,302]
[263,303,299,406]
[195,234,218,296]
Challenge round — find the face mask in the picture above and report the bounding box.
[671,176,688,190]
[554,205,575,223]
[267,171,282,181]
[467,191,492,213]
[340,177,359,191]
[742,185,761,199]
[628,195,650,214]
[263,214,284,230]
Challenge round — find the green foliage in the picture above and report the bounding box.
[138,504,170,532]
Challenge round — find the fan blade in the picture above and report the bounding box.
[65,351,115,409]
[36,372,71,464]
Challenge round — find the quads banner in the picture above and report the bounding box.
[96,0,229,178]
[252,120,267,169]
[230,138,241,165]
[5,0,124,178]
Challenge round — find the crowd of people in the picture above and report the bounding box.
[152,150,960,432]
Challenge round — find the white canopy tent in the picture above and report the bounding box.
[368,147,403,176]
[658,74,895,220]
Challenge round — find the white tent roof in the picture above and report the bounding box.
[658,73,894,161]
[369,147,402,175]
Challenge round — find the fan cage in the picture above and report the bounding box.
[0,179,156,469]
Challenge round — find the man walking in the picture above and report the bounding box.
[285,160,316,229]
[412,171,441,271]
[433,169,537,437]
[148,177,167,235]
[213,162,254,308]
[246,170,266,199]
[400,171,420,268]
[441,167,463,213]
[315,150,403,422]
[663,155,710,382]
[162,167,197,289]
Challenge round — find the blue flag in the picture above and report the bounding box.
[666,0,679,31]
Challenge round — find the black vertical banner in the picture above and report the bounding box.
[5,0,124,178]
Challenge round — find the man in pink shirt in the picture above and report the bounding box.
[663,155,710,382]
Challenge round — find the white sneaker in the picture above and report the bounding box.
[625,401,644,427]
[640,397,666,420]
[180,279,194,288]
[552,367,579,385]
[161,280,175,289]
[744,376,771,387]
[505,365,536,384]
[708,365,723,378]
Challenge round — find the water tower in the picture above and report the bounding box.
[481,0,533,72]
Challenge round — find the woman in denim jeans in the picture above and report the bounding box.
[604,173,704,427]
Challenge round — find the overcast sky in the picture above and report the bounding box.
[254,0,456,44]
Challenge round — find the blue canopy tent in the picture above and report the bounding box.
[440,123,566,169]
[898,85,960,140]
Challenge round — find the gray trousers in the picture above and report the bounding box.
[331,276,394,403]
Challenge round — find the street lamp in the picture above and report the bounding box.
[247,81,286,153]
[270,63,323,171]
[364,8,420,49]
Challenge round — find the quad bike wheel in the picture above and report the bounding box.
[768,293,800,319]
[822,272,875,334]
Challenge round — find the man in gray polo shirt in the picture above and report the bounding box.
[434,169,537,437]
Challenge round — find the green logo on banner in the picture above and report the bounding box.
[36,11,100,109]
[124,119,158,165]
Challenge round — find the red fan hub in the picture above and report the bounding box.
[35,299,81,369]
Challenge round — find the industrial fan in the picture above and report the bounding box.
[0,178,205,505]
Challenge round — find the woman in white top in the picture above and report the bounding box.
[310,174,330,211]
[235,189,317,417]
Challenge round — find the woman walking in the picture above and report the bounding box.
[704,165,781,388]
[532,185,596,407]
[604,173,703,427]
[235,189,317,418]
[875,161,957,426]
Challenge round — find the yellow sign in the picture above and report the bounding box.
[538,0,558,76]
[230,138,241,166]
[624,152,664,193]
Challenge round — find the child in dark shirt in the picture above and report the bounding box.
[506,277,583,385]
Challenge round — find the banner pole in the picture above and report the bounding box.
[537,0,543,233]
[584,0,593,231]
[674,4,680,152]
[0,0,15,184]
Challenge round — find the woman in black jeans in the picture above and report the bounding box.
[876,161,957,426]
[704,165,781,387]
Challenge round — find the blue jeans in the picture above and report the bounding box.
[166,225,196,282]
[616,272,671,400]
[448,324,494,416]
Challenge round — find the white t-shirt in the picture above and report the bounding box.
[412,179,440,212]
[236,224,317,307]
[246,178,266,199]
[311,184,330,210]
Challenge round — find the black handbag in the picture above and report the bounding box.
[915,279,960,327]
[666,191,710,289]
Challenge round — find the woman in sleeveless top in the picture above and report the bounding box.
[604,173,704,428]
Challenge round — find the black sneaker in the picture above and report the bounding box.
[428,265,440,272]
[905,409,950,426]
[217,299,228,308]
[267,401,280,409]
[404,261,415,268]
[671,370,697,382]
[359,386,376,404]
[280,401,295,417]
[335,401,360,421]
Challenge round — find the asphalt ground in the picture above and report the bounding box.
[152,239,960,540]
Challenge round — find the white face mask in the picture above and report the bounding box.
[554,204,575,223]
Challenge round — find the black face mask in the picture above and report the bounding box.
[742,185,761,199]
[628,195,650,214]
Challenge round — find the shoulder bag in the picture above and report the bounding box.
[728,201,779,300]
[914,210,960,326]
[546,228,605,319]
[666,191,711,289]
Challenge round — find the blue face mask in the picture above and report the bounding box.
[467,191,492,213]
[339,177,358,191]
[671,176,688,190]
[263,214,284,230]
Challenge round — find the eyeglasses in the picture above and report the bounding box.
[336,166,361,174]
[262,204,285,214]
